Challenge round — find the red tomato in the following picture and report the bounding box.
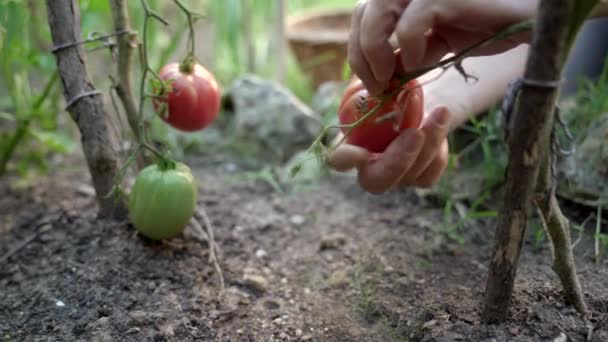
[154,62,221,132]
[337,77,424,153]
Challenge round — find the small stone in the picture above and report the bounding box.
[302,335,313,341]
[224,163,238,173]
[508,326,519,336]
[87,317,113,342]
[289,215,306,226]
[264,299,281,310]
[224,75,323,162]
[327,269,349,288]
[295,329,303,337]
[126,327,140,334]
[281,277,288,284]
[319,233,347,251]
[55,300,65,307]
[279,332,288,339]
[422,320,437,329]
[553,332,567,342]
[255,249,268,259]
[243,269,269,293]
[237,329,243,335]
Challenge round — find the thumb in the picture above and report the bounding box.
[327,144,370,172]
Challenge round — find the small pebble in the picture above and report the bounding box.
[255,249,268,259]
[289,215,306,226]
[319,233,347,251]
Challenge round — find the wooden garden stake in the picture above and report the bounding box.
[46,0,127,219]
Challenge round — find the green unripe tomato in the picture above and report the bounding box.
[128,161,198,240]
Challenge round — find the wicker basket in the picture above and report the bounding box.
[285,8,352,89]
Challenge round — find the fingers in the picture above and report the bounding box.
[349,0,411,96]
[326,144,370,172]
[359,1,399,88]
[395,0,440,71]
[412,139,449,188]
[348,2,380,95]
[356,129,425,194]
[403,106,450,181]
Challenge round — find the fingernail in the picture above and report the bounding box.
[431,107,449,128]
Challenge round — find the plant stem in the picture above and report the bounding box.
[0,70,58,176]
[534,152,587,315]
[109,0,141,141]
[137,0,168,141]
[173,0,204,73]
[173,0,197,59]
[0,120,29,176]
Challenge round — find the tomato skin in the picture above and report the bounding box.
[337,77,424,153]
[154,63,221,132]
[337,50,424,153]
[128,162,198,240]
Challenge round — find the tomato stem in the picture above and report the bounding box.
[173,0,202,74]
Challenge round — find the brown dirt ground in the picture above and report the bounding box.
[1,152,607,342]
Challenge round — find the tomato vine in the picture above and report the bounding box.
[106,0,205,198]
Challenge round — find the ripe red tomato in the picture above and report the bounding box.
[154,62,221,132]
[338,78,423,153]
[337,53,424,153]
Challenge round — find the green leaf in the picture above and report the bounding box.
[30,129,76,154]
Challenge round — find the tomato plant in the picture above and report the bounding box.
[337,52,424,153]
[128,161,198,240]
[153,62,221,132]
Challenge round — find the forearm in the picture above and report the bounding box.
[420,45,529,132]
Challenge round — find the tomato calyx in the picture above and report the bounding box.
[179,55,196,74]
[157,157,177,171]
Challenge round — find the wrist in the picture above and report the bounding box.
[422,82,472,132]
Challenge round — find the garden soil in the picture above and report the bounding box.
[1,153,607,342]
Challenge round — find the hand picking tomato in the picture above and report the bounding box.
[128,161,198,240]
[337,78,423,153]
[153,62,221,132]
[337,52,424,153]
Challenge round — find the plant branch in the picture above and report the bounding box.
[109,0,140,141]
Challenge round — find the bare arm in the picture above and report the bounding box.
[419,45,529,132]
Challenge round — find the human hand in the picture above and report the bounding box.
[327,105,450,194]
[348,0,537,95]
